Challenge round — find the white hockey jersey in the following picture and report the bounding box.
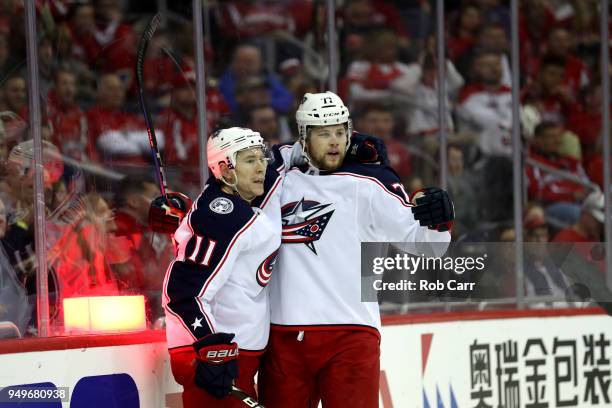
[269,159,451,334]
[163,167,282,351]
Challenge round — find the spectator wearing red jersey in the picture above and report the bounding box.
[219,1,297,39]
[84,0,136,85]
[141,29,175,108]
[157,68,228,192]
[456,51,513,157]
[47,68,90,161]
[586,153,612,191]
[338,0,410,68]
[553,189,605,243]
[567,83,610,165]
[219,44,293,115]
[354,103,411,181]
[112,176,173,320]
[529,27,591,99]
[526,122,590,226]
[345,29,420,106]
[64,2,96,65]
[87,73,158,167]
[518,0,558,71]
[523,55,573,124]
[448,4,482,62]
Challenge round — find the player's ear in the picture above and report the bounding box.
[219,162,235,182]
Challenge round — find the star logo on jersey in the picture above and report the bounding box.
[281,198,334,254]
[191,317,203,331]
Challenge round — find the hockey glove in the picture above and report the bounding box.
[410,188,455,232]
[346,133,390,166]
[193,332,239,399]
[148,192,192,234]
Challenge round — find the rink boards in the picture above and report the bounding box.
[0,308,608,407]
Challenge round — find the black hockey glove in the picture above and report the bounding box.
[193,332,239,399]
[148,192,192,234]
[410,188,455,232]
[346,133,390,166]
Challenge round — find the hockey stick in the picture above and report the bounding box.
[135,13,168,198]
[230,386,266,407]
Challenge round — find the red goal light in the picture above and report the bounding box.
[63,296,146,333]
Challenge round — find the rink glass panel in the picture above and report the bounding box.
[1,0,610,341]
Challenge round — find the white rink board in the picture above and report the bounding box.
[0,340,183,407]
[0,311,608,407]
[380,313,611,408]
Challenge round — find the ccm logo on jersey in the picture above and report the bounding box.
[256,249,279,287]
[281,198,334,254]
[202,346,239,364]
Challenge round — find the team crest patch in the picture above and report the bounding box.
[281,198,334,254]
[209,197,234,214]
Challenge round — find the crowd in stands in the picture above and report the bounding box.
[0,0,610,331]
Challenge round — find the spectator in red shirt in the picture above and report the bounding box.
[47,68,90,161]
[65,2,96,65]
[586,153,612,191]
[567,83,609,165]
[448,4,482,62]
[519,0,558,72]
[157,68,223,193]
[219,1,297,39]
[523,55,573,124]
[87,73,156,167]
[553,189,605,242]
[339,0,410,68]
[346,29,420,107]
[84,0,136,86]
[112,175,173,320]
[526,121,590,226]
[354,102,411,180]
[528,27,591,99]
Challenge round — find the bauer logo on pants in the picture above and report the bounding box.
[209,197,234,214]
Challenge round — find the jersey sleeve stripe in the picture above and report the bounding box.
[334,172,413,208]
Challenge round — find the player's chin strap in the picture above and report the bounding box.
[220,171,253,203]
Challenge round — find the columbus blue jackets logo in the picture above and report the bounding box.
[281,198,334,254]
[256,249,279,287]
[209,197,234,214]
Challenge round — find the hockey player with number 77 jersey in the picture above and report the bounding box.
[259,92,453,408]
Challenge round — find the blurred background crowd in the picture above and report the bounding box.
[0,0,610,335]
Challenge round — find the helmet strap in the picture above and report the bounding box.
[220,170,254,203]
